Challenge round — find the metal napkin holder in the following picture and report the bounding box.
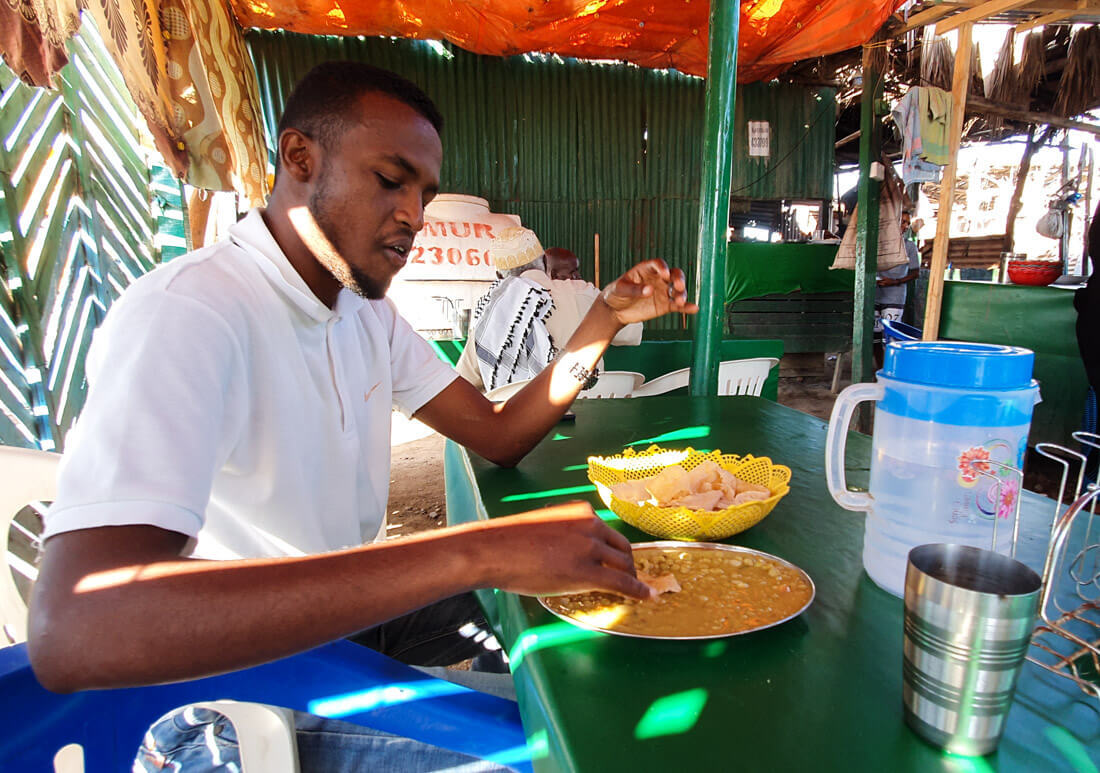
[1025,434,1100,700]
[961,434,1099,701]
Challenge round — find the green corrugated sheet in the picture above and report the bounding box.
[245,31,834,333]
[0,18,183,449]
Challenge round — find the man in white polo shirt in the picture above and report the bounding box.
[28,59,695,740]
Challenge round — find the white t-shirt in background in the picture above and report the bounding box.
[45,209,458,559]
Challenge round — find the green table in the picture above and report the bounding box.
[445,397,1098,772]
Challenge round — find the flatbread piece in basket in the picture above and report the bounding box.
[587,445,791,540]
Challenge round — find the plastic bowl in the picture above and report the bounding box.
[586,445,791,541]
[1007,259,1061,286]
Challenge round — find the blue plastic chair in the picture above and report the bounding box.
[0,640,529,771]
[881,319,922,343]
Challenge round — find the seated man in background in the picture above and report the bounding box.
[28,60,695,771]
[456,229,643,392]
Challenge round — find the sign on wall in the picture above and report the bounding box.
[748,121,771,157]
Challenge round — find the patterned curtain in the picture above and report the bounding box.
[1,0,268,205]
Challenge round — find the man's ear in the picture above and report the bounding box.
[278,129,318,183]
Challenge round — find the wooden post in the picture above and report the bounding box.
[593,232,600,288]
[188,189,213,251]
[922,22,973,342]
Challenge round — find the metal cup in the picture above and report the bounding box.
[902,544,1042,756]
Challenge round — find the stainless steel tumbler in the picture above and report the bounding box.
[902,543,1042,756]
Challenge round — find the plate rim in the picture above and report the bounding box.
[537,541,816,640]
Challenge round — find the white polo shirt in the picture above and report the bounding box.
[45,209,458,559]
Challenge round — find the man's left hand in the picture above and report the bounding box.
[600,259,699,325]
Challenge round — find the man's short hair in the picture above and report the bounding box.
[276,61,443,158]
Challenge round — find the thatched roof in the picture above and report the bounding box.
[776,4,1100,164]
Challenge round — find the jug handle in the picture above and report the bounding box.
[824,381,884,512]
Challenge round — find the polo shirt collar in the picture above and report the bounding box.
[228,209,365,322]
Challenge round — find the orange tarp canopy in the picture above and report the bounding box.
[231,0,902,82]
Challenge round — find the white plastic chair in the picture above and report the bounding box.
[181,701,299,772]
[577,371,644,399]
[632,367,690,397]
[484,378,532,402]
[717,357,779,397]
[50,701,298,773]
[1,446,59,646]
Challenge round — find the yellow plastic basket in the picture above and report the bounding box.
[587,445,791,541]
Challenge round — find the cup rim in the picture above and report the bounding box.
[907,543,1041,597]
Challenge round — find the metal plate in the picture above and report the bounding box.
[538,541,815,640]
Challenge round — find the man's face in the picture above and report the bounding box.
[307,93,442,299]
[545,249,581,281]
[901,213,911,232]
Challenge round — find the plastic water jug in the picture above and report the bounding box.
[825,342,1040,597]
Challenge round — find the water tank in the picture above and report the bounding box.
[389,194,522,340]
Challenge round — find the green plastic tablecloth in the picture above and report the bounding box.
[445,397,1097,772]
[726,242,853,303]
[940,280,1089,448]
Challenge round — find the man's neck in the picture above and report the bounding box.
[259,199,341,308]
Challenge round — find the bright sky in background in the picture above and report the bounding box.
[835,24,1098,274]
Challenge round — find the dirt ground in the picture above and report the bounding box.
[386,376,849,536]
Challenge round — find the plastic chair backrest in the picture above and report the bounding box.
[717,357,779,397]
[484,378,532,402]
[1,446,59,645]
[185,700,299,772]
[632,368,690,397]
[576,371,644,399]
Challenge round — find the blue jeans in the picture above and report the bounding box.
[134,706,517,772]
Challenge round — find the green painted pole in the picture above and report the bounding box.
[689,0,739,396]
[852,37,884,431]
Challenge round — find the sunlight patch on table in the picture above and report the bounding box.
[595,507,620,522]
[509,621,600,669]
[634,688,709,739]
[702,640,728,658]
[524,729,549,761]
[940,753,995,773]
[627,425,711,446]
[501,484,595,502]
[1042,727,1097,773]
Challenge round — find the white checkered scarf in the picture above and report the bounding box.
[471,276,556,390]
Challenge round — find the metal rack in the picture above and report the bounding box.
[1026,434,1100,700]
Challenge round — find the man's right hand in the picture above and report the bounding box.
[469,502,656,601]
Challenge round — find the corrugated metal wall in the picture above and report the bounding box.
[245,31,834,333]
[730,83,835,201]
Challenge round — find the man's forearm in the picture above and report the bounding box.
[29,525,483,691]
[30,504,649,691]
[417,298,623,467]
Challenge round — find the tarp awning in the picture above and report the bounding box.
[230,0,901,82]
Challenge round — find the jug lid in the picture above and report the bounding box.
[882,341,1034,389]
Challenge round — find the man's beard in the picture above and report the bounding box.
[308,172,388,300]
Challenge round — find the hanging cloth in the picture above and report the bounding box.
[919,86,953,166]
[891,87,942,186]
